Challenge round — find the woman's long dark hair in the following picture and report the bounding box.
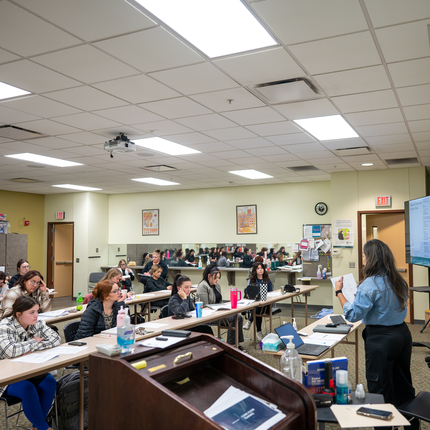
[171,274,191,296]
[362,239,408,310]
[15,270,44,290]
[3,295,38,320]
[249,262,269,284]
[201,263,221,284]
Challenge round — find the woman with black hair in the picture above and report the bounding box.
[197,265,245,351]
[335,239,417,427]
[8,259,30,289]
[168,275,213,335]
[170,249,187,267]
[232,247,243,260]
[185,249,195,263]
[244,262,273,340]
[240,248,254,268]
[0,296,60,430]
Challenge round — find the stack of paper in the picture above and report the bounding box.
[204,386,286,430]
[38,309,69,319]
[330,273,357,303]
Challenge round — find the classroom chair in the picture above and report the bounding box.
[88,272,105,293]
[0,395,29,430]
[398,391,430,427]
[160,305,169,319]
[63,321,81,342]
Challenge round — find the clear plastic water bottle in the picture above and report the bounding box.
[198,256,202,269]
[117,309,135,354]
[280,335,303,383]
[76,292,83,311]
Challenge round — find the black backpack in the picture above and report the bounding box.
[47,371,89,430]
[244,284,261,300]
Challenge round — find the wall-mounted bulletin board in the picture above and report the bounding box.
[302,224,332,278]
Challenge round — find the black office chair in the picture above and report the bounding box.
[160,305,169,319]
[0,395,28,430]
[398,391,430,427]
[63,321,81,342]
[88,272,105,293]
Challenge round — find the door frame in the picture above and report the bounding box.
[357,210,414,322]
[47,222,74,295]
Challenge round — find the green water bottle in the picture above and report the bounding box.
[76,292,83,311]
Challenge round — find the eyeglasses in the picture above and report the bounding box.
[22,265,30,270]
[29,280,41,286]
[111,289,122,295]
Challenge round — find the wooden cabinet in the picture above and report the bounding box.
[0,234,27,275]
[89,334,316,429]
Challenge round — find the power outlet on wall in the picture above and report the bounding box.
[349,262,355,268]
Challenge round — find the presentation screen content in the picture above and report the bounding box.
[405,195,430,267]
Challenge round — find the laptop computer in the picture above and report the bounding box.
[275,323,329,357]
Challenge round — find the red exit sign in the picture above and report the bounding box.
[375,196,391,207]
[56,212,65,220]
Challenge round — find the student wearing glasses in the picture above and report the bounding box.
[8,259,30,289]
[74,280,127,340]
[0,270,51,319]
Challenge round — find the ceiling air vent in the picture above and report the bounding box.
[140,165,177,172]
[288,166,320,173]
[385,157,419,166]
[0,125,44,140]
[9,178,44,183]
[250,78,320,104]
[334,147,372,157]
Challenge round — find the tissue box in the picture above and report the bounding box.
[0,214,6,221]
[261,333,283,352]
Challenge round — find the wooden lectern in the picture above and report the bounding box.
[89,334,316,429]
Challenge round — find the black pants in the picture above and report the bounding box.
[190,325,214,335]
[363,323,415,407]
[248,306,269,332]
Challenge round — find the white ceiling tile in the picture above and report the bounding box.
[408,119,430,133]
[214,47,304,86]
[32,45,139,84]
[221,107,286,125]
[404,105,430,121]
[149,63,238,95]
[0,47,20,64]
[132,120,193,136]
[0,2,80,57]
[290,32,381,75]
[345,108,404,126]
[13,0,155,41]
[341,154,382,163]
[93,106,163,124]
[0,60,80,93]
[203,127,258,141]
[253,0,368,44]
[44,87,128,111]
[381,151,418,159]
[412,131,430,142]
[0,140,52,154]
[397,84,430,107]
[175,114,236,131]
[274,98,339,120]
[368,142,414,153]
[60,146,106,156]
[283,143,327,154]
[322,137,369,150]
[139,98,211,119]
[314,65,391,96]
[332,90,398,113]
[14,119,81,136]
[245,121,301,136]
[364,0,430,27]
[266,133,316,145]
[356,122,408,137]
[388,58,430,88]
[206,150,250,160]
[2,95,82,118]
[25,136,84,149]
[0,105,41,124]
[264,154,302,163]
[418,149,430,157]
[56,133,107,145]
[188,142,236,153]
[224,137,274,150]
[375,20,430,63]
[245,146,288,157]
[53,113,122,130]
[164,132,216,145]
[95,27,203,72]
[366,134,412,145]
[189,88,265,112]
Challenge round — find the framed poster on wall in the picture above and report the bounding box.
[236,205,257,235]
[142,209,159,236]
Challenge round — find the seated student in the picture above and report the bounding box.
[145,265,172,308]
[141,250,168,281]
[208,247,218,264]
[168,274,213,335]
[276,252,287,266]
[0,296,60,430]
[217,250,230,267]
[240,248,254,268]
[185,249,196,263]
[288,251,302,266]
[141,252,151,266]
[118,259,135,292]
[75,280,127,340]
[0,271,8,298]
[0,270,51,319]
[243,262,274,340]
[170,249,188,267]
[8,259,30,289]
[267,248,275,259]
[277,246,289,257]
[232,247,243,260]
[197,265,245,351]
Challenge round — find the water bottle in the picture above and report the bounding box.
[76,292,83,311]
[336,370,348,404]
[280,335,303,383]
[198,256,202,269]
[117,309,135,354]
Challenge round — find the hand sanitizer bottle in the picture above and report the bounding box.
[292,318,297,331]
[117,308,135,354]
[198,256,202,269]
[117,305,126,327]
[280,336,303,383]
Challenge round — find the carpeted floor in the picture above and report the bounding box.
[1,302,429,429]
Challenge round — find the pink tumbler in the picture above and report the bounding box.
[230,289,242,309]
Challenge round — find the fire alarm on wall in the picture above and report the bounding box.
[24,220,30,226]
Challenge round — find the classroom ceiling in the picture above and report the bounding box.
[0,0,429,194]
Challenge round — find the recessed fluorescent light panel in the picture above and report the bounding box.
[0,81,30,100]
[52,184,102,191]
[132,177,179,186]
[134,137,200,156]
[362,163,374,166]
[5,153,82,167]
[229,169,273,180]
[132,0,277,58]
[294,115,358,141]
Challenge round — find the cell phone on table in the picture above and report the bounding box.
[68,341,87,346]
[356,407,393,420]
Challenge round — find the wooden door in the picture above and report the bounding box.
[365,212,411,322]
[48,223,73,298]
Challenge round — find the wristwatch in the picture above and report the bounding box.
[335,290,343,296]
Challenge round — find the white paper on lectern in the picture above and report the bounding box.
[331,273,357,303]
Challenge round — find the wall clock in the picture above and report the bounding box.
[315,202,328,216]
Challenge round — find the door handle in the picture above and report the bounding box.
[397,268,407,272]
[55,261,73,264]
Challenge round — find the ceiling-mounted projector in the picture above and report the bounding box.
[104,133,136,158]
